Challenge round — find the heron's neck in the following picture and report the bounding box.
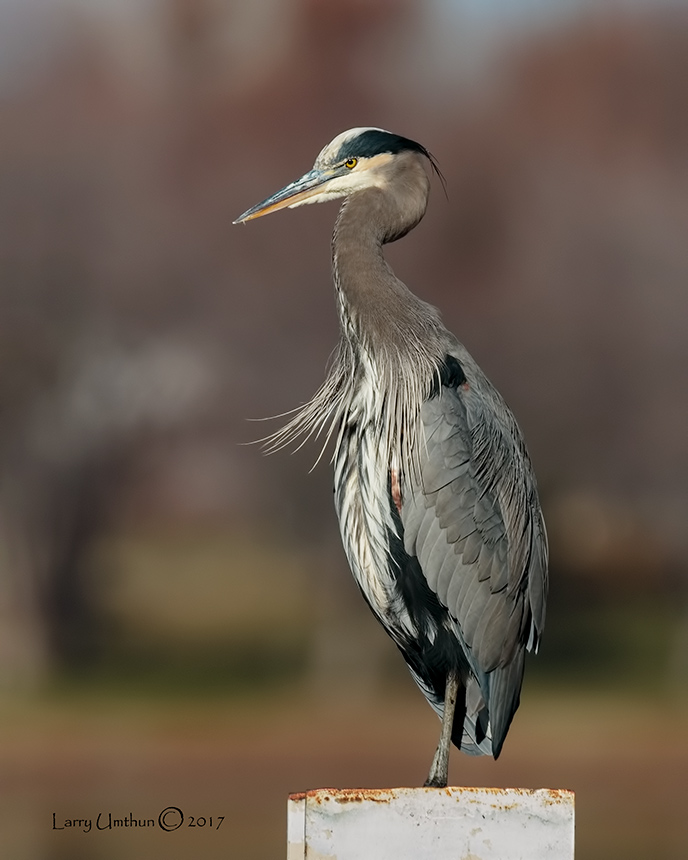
[332,192,437,359]
[330,191,446,474]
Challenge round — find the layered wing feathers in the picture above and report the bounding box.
[399,350,548,754]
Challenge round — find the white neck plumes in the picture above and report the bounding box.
[264,181,448,480]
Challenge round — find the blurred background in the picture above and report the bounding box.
[0,0,687,857]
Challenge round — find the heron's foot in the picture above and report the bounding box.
[423,741,449,787]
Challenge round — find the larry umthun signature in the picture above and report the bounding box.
[52,807,224,833]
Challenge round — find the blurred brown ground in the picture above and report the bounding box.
[1,686,687,860]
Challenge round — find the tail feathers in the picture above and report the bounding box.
[409,657,525,759]
[451,675,493,756]
[448,654,525,758]
[484,650,526,759]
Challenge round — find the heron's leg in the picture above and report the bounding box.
[424,670,459,788]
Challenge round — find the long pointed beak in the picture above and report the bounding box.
[233,168,335,224]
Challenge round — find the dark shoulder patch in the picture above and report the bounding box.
[429,355,467,397]
[338,130,430,162]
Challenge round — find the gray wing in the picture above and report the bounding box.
[400,350,548,752]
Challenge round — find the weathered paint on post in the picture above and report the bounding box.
[287,786,574,860]
[287,793,306,860]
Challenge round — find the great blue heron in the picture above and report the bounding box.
[235,127,548,787]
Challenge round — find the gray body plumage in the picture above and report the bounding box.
[235,127,548,766]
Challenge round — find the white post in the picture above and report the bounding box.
[287,786,574,860]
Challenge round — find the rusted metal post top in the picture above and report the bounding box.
[288,786,574,860]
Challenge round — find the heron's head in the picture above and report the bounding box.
[234,127,442,227]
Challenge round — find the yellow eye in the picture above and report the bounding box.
[345,157,358,169]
